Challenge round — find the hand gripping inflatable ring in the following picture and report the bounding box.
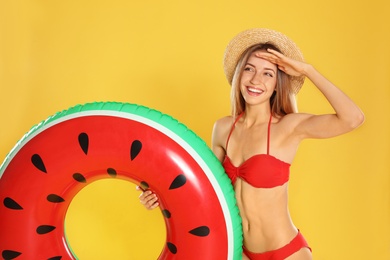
[0,102,242,260]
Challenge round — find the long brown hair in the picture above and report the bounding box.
[230,43,298,117]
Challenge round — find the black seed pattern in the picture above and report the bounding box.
[36,225,56,235]
[189,226,210,237]
[107,168,117,177]
[73,173,86,183]
[47,194,65,203]
[169,174,186,190]
[140,181,149,190]
[2,250,22,260]
[161,209,171,218]
[31,154,47,173]
[48,256,62,260]
[166,242,177,254]
[3,197,23,210]
[78,133,89,155]
[130,140,142,160]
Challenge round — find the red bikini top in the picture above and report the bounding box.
[222,113,290,188]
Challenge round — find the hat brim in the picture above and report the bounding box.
[223,28,305,94]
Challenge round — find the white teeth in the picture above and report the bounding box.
[248,87,263,94]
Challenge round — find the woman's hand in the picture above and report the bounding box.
[136,186,159,210]
[255,49,308,77]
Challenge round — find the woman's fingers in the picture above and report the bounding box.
[266,48,284,57]
[142,193,159,210]
[136,186,159,210]
[255,49,305,77]
[254,51,279,63]
[146,197,159,209]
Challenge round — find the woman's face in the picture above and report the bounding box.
[239,50,277,106]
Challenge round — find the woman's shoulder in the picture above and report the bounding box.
[212,115,234,144]
[213,115,234,131]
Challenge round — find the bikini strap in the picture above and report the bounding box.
[225,113,244,152]
[267,113,272,155]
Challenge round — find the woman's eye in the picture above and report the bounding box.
[244,67,254,72]
[265,72,274,77]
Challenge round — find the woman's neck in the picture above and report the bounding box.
[243,105,271,126]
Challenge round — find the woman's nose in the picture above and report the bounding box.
[250,72,263,85]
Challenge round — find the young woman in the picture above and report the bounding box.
[138,28,364,259]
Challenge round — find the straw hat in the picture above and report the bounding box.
[223,28,305,94]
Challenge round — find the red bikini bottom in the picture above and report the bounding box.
[243,230,311,260]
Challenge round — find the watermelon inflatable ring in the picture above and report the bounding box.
[0,102,242,260]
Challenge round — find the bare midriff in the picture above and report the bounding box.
[234,178,298,253]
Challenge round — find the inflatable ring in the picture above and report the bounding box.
[0,102,242,260]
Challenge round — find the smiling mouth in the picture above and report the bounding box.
[247,86,264,95]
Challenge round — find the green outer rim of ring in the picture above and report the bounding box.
[0,101,243,259]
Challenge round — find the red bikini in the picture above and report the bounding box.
[222,113,311,259]
[243,230,311,260]
[223,113,290,188]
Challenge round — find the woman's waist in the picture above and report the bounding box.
[236,185,289,219]
[241,211,294,233]
[243,219,298,252]
[241,210,297,252]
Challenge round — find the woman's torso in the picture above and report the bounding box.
[220,113,301,253]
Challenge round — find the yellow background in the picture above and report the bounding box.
[1,0,389,259]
